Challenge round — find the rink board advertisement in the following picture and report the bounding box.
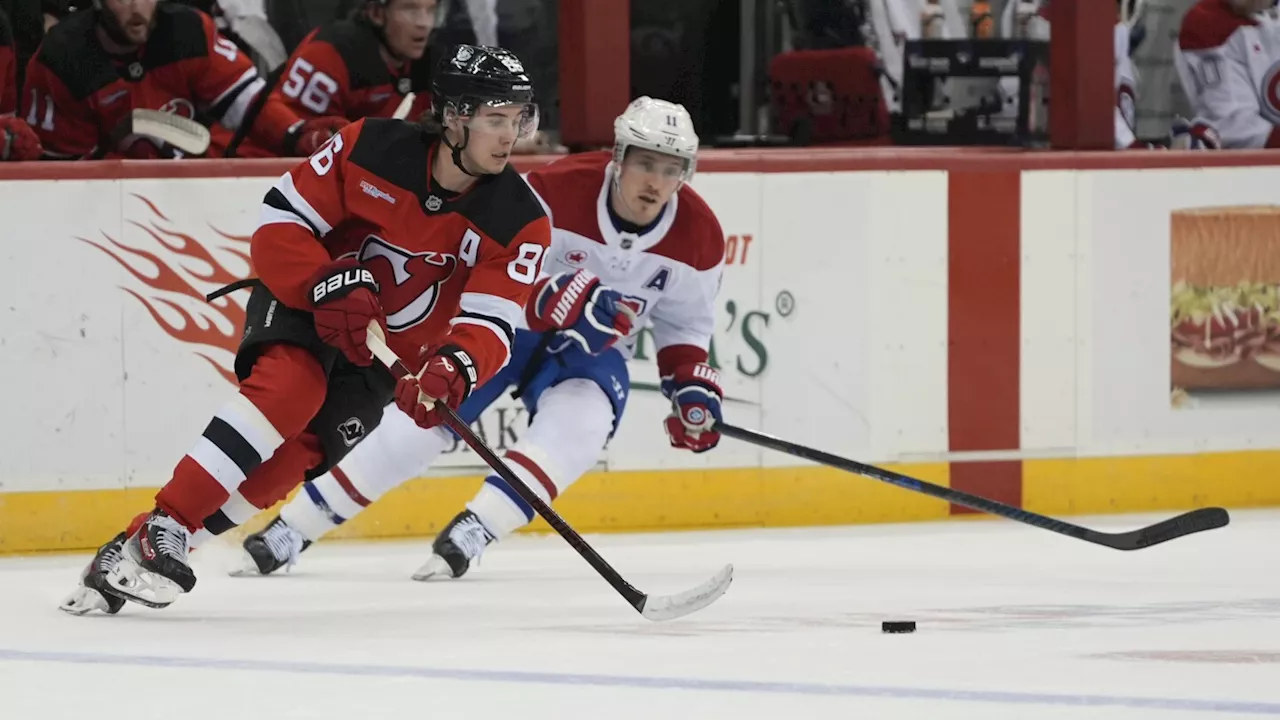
[2,152,1279,553]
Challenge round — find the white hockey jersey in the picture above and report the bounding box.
[524,152,726,373]
[1115,21,1140,148]
[1175,0,1280,148]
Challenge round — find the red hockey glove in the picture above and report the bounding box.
[308,259,384,366]
[0,117,42,161]
[394,347,478,429]
[661,363,724,453]
[528,269,640,354]
[285,116,349,157]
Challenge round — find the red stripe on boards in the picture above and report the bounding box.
[946,171,1023,514]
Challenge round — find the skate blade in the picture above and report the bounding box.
[105,558,181,609]
[227,549,267,577]
[58,586,114,616]
[410,554,455,582]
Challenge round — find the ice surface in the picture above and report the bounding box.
[2,509,1278,719]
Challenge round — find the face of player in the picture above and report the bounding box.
[613,148,686,226]
[454,105,523,174]
[374,0,438,60]
[100,0,158,46]
[1227,0,1274,14]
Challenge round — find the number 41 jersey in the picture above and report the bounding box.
[252,117,552,385]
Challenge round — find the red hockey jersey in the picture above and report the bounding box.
[253,117,552,384]
[22,4,298,158]
[275,20,434,122]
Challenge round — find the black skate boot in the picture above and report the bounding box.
[59,532,128,616]
[233,516,311,576]
[105,509,196,608]
[411,509,497,581]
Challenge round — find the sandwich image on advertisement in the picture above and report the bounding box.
[1171,205,1280,394]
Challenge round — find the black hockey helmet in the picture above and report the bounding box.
[430,44,538,176]
[431,44,536,125]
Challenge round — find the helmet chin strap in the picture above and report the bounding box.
[442,127,485,178]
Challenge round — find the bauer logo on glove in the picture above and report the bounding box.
[307,260,385,366]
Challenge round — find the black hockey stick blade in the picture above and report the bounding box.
[715,422,1229,551]
[366,329,732,620]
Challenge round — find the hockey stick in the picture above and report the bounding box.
[89,109,213,159]
[223,63,287,158]
[129,109,213,155]
[391,92,416,120]
[365,329,733,621]
[715,422,1229,550]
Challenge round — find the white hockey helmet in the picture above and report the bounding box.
[612,96,699,184]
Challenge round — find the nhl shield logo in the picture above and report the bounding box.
[127,62,145,81]
[338,417,365,447]
[398,78,412,94]
[425,195,444,212]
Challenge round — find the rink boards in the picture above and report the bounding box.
[3,150,1280,553]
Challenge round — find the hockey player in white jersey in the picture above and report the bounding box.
[232,96,728,579]
[1174,0,1277,148]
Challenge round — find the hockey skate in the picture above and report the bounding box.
[105,509,196,608]
[59,532,128,616]
[232,516,310,576]
[411,509,496,581]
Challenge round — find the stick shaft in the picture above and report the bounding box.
[716,422,1227,550]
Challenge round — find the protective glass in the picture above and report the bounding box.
[446,101,540,142]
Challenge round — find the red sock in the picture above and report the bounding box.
[238,433,325,510]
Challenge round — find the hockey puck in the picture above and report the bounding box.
[881,620,916,634]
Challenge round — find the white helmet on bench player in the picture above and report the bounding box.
[612,96,699,185]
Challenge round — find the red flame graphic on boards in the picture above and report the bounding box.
[79,194,251,386]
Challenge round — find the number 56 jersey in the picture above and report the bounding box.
[525,151,726,375]
[252,117,552,385]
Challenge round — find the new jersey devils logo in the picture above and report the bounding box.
[358,236,458,331]
[158,98,197,120]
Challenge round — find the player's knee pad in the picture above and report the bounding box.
[469,379,614,537]
[283,408,455,541]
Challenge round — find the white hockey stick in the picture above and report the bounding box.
[392,92,416,120]
[365,327,734,621]
[128,109,212,155]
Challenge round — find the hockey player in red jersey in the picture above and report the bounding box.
[59,44,551,615]
[0,6,41,161]
[231,0,440,156]
[230,97,728,581]
[21,0,337,159]
[276,0,438,124]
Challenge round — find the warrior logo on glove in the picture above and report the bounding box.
[528,269,640,355]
